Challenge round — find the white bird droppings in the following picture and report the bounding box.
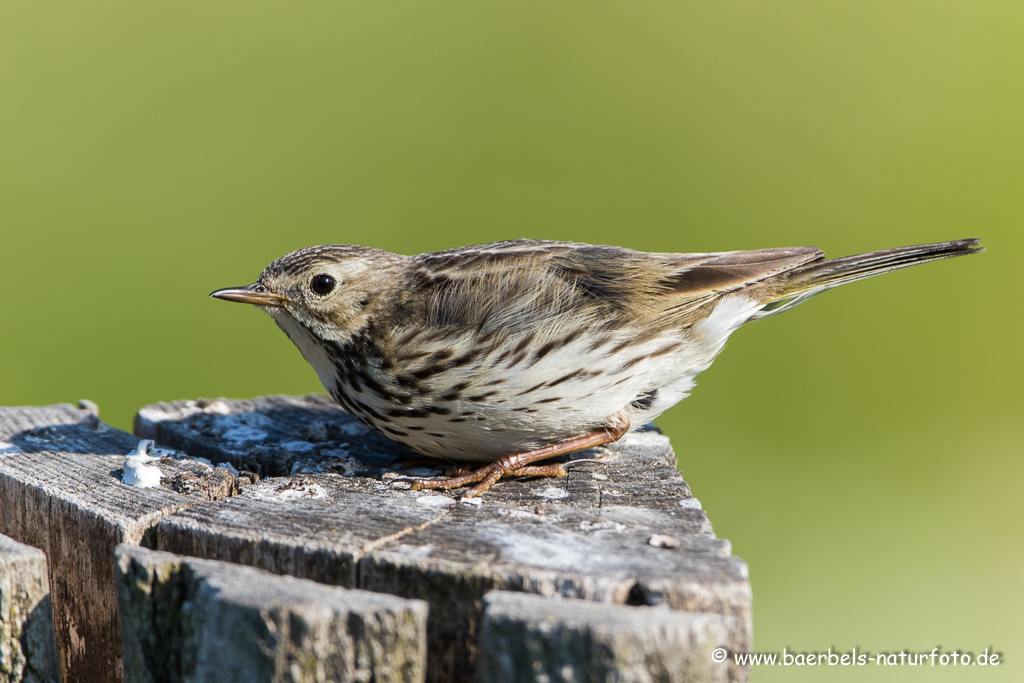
[536,487,569,499]
[122,440,163,488]
[248,481,327,502]
[678,497,702,510]
[416,495,456,508]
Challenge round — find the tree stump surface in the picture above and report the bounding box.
[0,403,245,683]
[0,534,61,683]
[115,544,428,683]
[477,590,733,683]
[1,396,751,683]
[137,395,751,683]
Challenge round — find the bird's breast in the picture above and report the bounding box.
[320,323,719,461]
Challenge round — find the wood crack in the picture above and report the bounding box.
[359,506,453,555]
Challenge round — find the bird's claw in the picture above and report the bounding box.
[411,461,568,497]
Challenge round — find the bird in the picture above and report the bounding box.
[211,238,982,497]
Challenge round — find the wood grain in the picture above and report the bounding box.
[0,534,61,683]
[0,403,244,683]
[138,395,751,683]
[477,590,735,683]
[115,545,428,683]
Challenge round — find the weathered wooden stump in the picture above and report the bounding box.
[115,545,428,683]
[0,534,61,683]
[0,403,244,683]
[1,396,751,682]
[477,591,733,682]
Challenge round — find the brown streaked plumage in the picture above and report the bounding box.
[211,238,983,496]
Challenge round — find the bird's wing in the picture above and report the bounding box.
[398,240,823,333]
[650,246,824,318]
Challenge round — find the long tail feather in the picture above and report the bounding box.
[753,238,984,319]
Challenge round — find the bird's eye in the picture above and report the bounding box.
[310,274,336,295]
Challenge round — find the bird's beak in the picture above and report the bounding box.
[209,283,287,307]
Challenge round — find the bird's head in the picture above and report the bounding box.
[211,244,403,348]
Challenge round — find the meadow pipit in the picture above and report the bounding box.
[212,238,982,496]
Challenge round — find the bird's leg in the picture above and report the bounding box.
[411,410,630,497]
[506,465,569,477]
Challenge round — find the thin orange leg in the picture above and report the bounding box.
[411,410,630,497]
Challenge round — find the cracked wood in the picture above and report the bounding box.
[137,395,752,683]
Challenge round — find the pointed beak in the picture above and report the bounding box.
[209,283,287,307]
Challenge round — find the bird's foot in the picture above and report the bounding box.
[410,410,629,497]
[411,461,567,497]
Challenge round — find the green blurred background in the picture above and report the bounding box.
[1,2,1020,680]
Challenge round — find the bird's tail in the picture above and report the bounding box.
[752,238,984,319]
